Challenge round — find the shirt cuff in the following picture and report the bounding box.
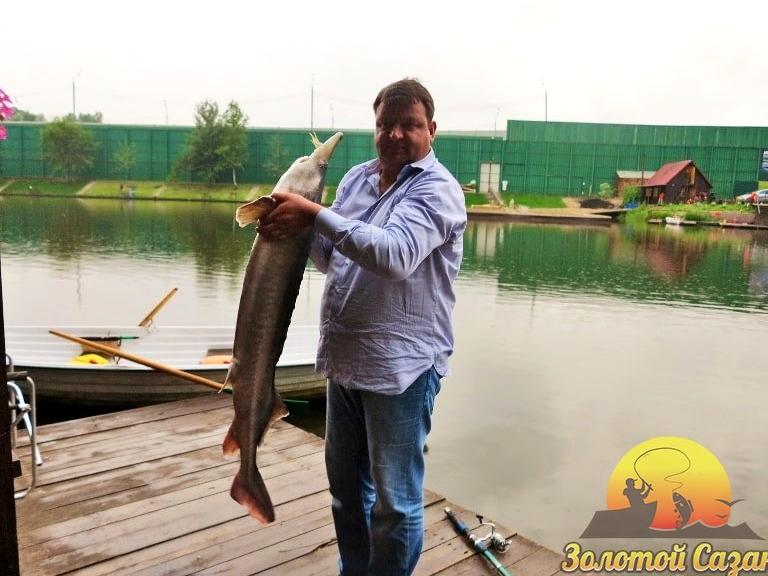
[314,207,347,240]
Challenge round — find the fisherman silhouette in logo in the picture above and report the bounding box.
[623,477,652,507]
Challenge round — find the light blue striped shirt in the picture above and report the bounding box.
[310,149,467,394]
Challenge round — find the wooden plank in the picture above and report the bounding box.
[19,445,325,537]
[18,418,229,473]
[70,490,333,576]
[18,405,233,456]
[24,419,304,487]
[254,536,340,576]
[194,522,339,576]
[142,509,336,576]
[19,395,233,445]
[21,463,330,574]
[505,547,564,576]
[253,496,453,576]
[17,433,322,522]
[20,440,324,546]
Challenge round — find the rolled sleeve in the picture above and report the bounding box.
[315,182,464,280]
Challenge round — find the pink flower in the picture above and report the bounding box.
[0,88,16,121]
[0,124,7,140]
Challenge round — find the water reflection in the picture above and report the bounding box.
[3,197,767,315]
[462,219,768,313]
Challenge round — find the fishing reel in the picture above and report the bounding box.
[471,515,514,553]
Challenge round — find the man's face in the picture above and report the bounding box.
[375,99,436,170]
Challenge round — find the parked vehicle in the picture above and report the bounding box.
[736,190,768,204]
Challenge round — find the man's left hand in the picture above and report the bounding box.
[258,191,322,240]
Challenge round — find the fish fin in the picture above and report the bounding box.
[235,196,277,228]
[257,396,290,446]
[230,470,275,524]
[309,132,322,149]
[222,423,240,456]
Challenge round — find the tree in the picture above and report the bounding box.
[172,100,248,186]
[263,135,291,183]
[6,109,45,122]
[113,138,137,182]
[41,119,97,181]
[220,101,248,187]
[63,112,103,123]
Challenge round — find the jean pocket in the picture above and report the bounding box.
[423,367,441,416]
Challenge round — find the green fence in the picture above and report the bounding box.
[0,123,496,188]
[503,120,766,198]
[1,120,765,197]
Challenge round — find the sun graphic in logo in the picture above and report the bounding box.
[606,437,733,530]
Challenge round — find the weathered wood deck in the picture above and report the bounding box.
[14,395,566,575]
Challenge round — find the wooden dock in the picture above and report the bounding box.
[14,395,566,575]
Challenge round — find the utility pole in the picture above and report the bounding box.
[72,69,82,120]
[310,76,315,132]
[163,100,169,125]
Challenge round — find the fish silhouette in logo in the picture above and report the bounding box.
[673,491,694,529]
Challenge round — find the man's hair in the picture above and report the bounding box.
[373,78,435,121]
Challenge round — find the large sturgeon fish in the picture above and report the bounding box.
[223,131,343,523]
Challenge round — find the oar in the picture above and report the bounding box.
[49,330,231,394]
[138,287,179,328]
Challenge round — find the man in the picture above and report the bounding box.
[259,78,466,575]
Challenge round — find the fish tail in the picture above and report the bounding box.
[222,423,240,455]
[230,470,275,524]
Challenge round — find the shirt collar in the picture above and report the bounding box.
[364,148,436,176]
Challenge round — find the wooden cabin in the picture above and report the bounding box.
[641,160,712,204]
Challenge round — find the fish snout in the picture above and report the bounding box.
[311,132,343,163]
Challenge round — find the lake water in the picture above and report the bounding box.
[1,195,767,552]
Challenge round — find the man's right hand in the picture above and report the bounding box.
[258,192,323,240]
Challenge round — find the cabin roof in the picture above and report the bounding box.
[641,160,711,188]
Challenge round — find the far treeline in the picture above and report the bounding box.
[29,101,248,185]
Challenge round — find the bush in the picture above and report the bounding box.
[622,185,641,205]
[598,182,614,198]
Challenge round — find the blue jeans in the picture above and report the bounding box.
[325,366,441,576]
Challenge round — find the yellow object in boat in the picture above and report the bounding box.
[71,353,110,365]
[200,354,232,365]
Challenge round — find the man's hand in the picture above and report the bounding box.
[257,191,323,240]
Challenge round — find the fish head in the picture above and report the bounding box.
[275,132,343,201]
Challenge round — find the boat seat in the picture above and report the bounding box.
[6,353,42,499]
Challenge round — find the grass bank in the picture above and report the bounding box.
[1,179,343,205]
[5,179,86,195]
[464,191,566,209]
[3,178,569,210]
[623,202,754,225]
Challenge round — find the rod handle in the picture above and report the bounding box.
[444,507,470,536]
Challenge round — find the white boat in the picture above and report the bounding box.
[665,215,684,225]
[5,324,325,407]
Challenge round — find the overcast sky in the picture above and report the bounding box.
[3,0,766,132]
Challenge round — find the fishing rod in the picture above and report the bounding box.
[444,507,514,576]
[633,446,691,493]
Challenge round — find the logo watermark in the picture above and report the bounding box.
[562,437,764,574]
